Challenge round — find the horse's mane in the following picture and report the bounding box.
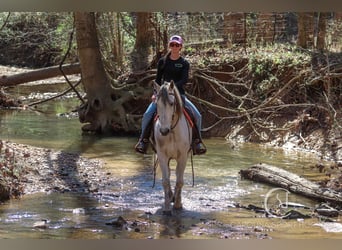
[159,81,183,117]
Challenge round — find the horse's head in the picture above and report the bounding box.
[154,80,183,136]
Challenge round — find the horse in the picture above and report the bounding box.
[153,80,192,215]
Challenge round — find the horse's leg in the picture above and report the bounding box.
[168,166,174,202]
[159,157,172,215]
[173,158,186,210]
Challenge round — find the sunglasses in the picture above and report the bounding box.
[170,43,180,47]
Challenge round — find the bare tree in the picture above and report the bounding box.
[223,12,246,44]
[297,12,315,49]
[130,12,153,72]
[316,12,328,51]
[112,13,124,69]
[74,12,117,133]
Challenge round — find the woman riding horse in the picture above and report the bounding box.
[135,35,206,155]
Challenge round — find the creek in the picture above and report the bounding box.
[0,82,341,239]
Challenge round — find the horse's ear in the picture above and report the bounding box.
[153,80,160,93]
[170,80,174,90]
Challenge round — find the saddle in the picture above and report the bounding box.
[153,107,194,128]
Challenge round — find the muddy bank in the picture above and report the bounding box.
[0,140,110,199]
[226,120,342,165]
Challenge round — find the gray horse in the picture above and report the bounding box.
[153,80,192,215]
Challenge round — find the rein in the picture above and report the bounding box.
[169,93,181,130]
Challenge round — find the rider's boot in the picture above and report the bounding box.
[192,126,207,155]
[135,118,153,154]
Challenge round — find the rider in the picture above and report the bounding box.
[134,35,206,155]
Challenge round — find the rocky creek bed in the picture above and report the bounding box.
[0,140,109,199]
[0,140,274,239]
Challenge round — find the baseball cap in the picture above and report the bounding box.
[169,35,183,45]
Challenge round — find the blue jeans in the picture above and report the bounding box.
[141,96,202,137]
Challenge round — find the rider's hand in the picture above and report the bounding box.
[151,94,156,102]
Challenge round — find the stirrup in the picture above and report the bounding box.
[192,139,207,155]
[135,138,149,154]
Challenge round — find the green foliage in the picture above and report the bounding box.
[184,46,196,55]
[51,13,75,56]
[0,12,340,74]
[0,12,75,68]
[247,43,311,95]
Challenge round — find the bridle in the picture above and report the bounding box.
[156,89,181,131]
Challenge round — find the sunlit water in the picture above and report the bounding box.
[0,84,341,239]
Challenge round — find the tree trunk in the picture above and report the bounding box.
[297,12,315,49]
[130,12,153,72]
[255,13,275,44]
[112,13,123,68]
[316,12,328,51]
[0,63,80,86]
[223,12,246,44]
[74,12,117,133]
[240,163,342,205]
[297,13,306,48]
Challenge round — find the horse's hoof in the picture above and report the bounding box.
[162,210,172,216]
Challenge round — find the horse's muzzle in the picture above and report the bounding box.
[160,128,170,136]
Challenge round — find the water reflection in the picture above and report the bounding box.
[159,212,186,238]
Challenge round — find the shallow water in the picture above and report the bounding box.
[0,84,341,239]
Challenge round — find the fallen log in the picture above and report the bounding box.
[240,163,342,205]
[0,63,81,86]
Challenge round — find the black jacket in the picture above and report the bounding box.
[155,56,190,95]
